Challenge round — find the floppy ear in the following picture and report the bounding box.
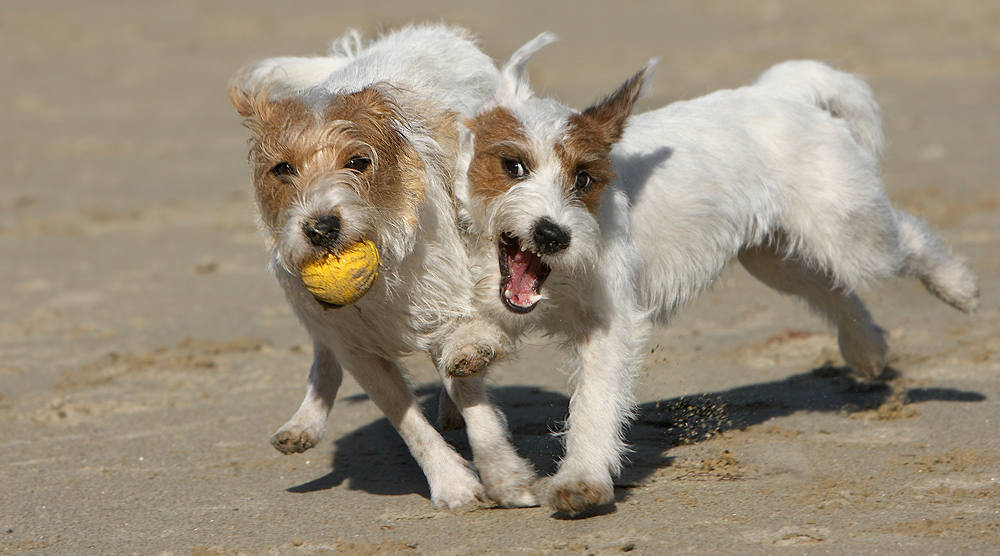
[227,76,256,118]
[488,32,560,106]
[579,58,658,144]
[228,54,353,118]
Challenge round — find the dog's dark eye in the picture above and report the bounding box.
[345,156,371,173]
[573,171,593,192]
[502,158,528,179]
[271,162,294,177]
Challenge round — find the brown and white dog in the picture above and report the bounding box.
[456,34,979,515]
[228,25,535,509]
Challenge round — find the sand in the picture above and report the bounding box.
[1,1,998,554]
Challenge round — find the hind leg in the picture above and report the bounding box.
[896,211,980,313]
[739,244,889,379]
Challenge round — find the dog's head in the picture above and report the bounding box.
[464,36,652,314]
[230,74,433,305]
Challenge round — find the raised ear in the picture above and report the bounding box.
[579,58,658,144]
[489,32,560,106]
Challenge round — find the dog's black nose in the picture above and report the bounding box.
[303,215,341,249]
[532,218,571,254]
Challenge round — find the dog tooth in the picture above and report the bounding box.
[528,293,541,304]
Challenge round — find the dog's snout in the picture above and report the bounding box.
[303,215,342,249]
[532,218,571,254]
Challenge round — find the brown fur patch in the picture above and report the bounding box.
[559,65,651,215]
[242,96,315,232]
[231,86,426,238]
[466,106,533,204]
[326,88,427,226]
[559,115,619,215]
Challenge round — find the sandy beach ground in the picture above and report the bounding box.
[1,1,998,554]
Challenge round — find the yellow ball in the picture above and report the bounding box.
[299,237,380,306]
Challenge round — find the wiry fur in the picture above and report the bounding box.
[228,25,535,510]
[456,40,979,516]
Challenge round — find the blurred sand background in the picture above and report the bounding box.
[1,1,998,554]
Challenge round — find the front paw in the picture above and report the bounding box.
[430,469,488,510]
[442,343,496,378]
[478,452,538,508]
[270,425,324,454]
[548,473,614,516]
[436,320,510,379]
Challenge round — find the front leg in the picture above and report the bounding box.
[440,373,538,508]
[549,310,647,516]
[434,318,514,431]
[346,352,487,510]
[272,340,342,454]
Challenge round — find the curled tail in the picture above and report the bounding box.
[755,60,884,159]
[896,211,980,312]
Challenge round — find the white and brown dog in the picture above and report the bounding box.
[456,34,980,515]
[228,25,535,509]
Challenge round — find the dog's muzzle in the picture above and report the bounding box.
[498,218,570,313]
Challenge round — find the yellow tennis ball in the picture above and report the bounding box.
[299,237,380,306]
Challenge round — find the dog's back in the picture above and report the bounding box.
[312,25,497,118]
[617,62,977,322]
[753,60,884,159]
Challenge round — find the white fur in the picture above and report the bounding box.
[231,25,535,510]
[459,47,979,515]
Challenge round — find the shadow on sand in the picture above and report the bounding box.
[287,365,985,509]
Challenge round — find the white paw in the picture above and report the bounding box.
[489,483,538,508]
[271,423,324,454]
[429,469,488,510]
[479,455,538,507]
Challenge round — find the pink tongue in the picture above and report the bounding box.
[506,248,541,306]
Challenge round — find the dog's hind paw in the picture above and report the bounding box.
[548,476,614,516]
[838,323,889,380]
[438,389,466,431]
[491,484,538,508]
[270,425,323,454]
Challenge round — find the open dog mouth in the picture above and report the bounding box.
[498,232,550,313]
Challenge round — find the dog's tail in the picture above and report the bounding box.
[895,211,980,312]
[755,60,884,159]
